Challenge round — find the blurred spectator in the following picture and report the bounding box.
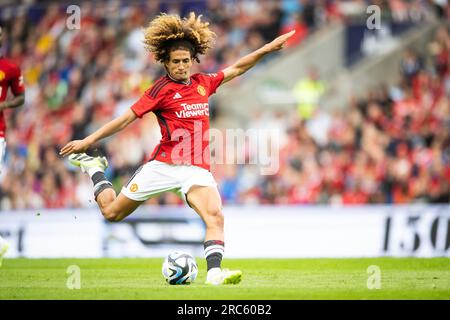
[400,48,422,85]
[292,66,326,120]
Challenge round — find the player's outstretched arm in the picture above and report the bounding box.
[59,108,137,157]
[221,30,295,85]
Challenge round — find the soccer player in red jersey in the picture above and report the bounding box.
[0,25,25,174]
[60,13,294,284]
[0,25,25,267]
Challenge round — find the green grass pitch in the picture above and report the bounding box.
[0,258,449,299]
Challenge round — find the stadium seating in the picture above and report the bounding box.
[0,0,448,209]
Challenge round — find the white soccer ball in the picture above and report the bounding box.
[162,251,198,285]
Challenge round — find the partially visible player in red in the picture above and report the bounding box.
[60,13,294,284]
[0,24,25,267]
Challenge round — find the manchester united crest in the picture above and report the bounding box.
[197,85,206,96]
[130,183,139,192]
[0,71,5,81]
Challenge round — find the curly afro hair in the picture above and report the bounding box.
[143,12,216,63]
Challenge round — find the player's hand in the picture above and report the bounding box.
[59,139,90,157]
[266,30,296,52]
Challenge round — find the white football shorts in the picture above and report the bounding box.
[120,160,218,203]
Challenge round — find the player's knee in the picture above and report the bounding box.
[103,208,123,222]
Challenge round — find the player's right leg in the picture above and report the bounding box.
[68,153,142,221]
[0,235,9,267]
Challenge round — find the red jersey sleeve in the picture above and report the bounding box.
[130,89,163,118]
[10,64,25,95]
[204,71,224,96]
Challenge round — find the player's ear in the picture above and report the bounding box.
[164,51,171,66]
[163,56,170,70]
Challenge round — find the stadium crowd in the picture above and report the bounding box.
[0,0,449,209]
[220,24,450,205]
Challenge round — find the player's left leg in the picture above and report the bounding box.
[186,185,242,285]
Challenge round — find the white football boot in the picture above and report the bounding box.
[0,237,10,267]
[68,153,108,174]
[205,268,242,285]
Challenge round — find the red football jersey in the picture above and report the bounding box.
[0,56,25,138]
[131,71,224,171]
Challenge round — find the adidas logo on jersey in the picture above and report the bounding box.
[173,92,182,99]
